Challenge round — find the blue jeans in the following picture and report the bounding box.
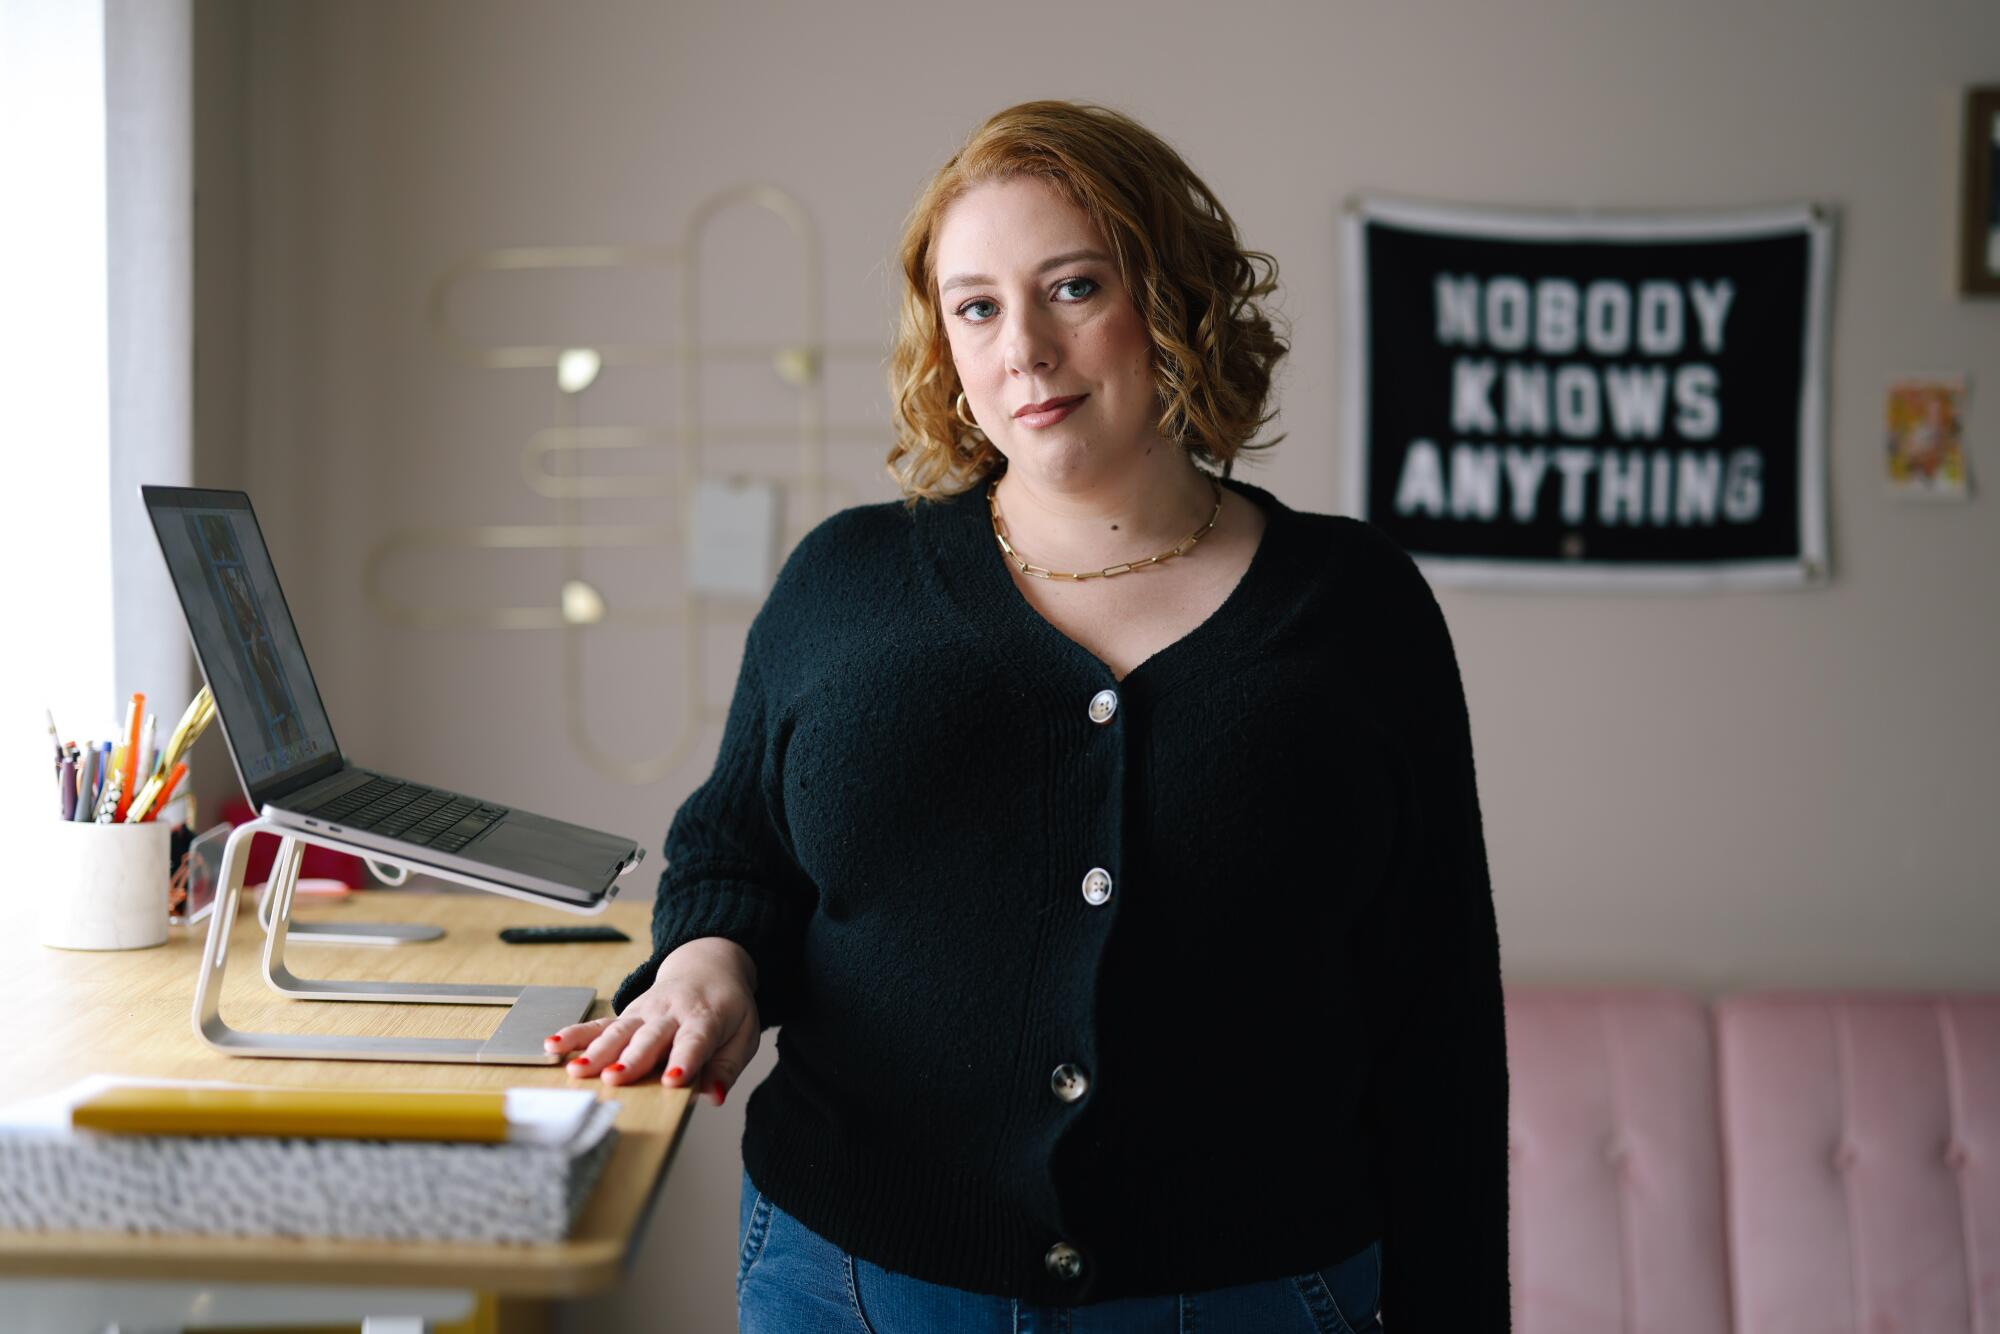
[737,1167,1384,1334]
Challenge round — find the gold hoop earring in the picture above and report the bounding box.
[954,391,983,433]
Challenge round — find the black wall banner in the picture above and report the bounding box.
[1341,198,1833,590]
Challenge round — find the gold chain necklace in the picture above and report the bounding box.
[987,473,1223,581]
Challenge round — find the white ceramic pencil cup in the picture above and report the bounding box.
[34,820,172,950]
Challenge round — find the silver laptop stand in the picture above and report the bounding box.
[253,851,444,946]
[193,815,635,1064]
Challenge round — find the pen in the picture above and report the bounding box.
[95,741,112,816]
[46,707,63,771]
[137,713,156,795]
[140,761,189,823]
[58,755,76,820]
[74,744,96,822]
[94,773,123,824]
[117,692,144,822]
[126,772,157,822]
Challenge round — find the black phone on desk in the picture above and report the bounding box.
[499,925,633,944]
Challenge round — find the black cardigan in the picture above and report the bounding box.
[613,471,1510,1326]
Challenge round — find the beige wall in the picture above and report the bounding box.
[193,2,1999,1329]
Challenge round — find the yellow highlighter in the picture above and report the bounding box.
[72,1085,511,1143]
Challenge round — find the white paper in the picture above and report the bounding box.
[686,475,781,599]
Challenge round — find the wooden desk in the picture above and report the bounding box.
[0,888,689,1320]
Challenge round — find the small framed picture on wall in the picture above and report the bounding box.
[1962,85,2000,296]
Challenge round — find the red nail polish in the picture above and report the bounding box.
[546,1035,563,1043]
[666,1066,684,1080]
[713,1080,727,1105]
[609,1063,626,1073]
[569,1057,588,1066]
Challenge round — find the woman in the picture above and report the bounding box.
[548,100,1510,1333]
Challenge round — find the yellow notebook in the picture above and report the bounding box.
[71,1085,510,1143]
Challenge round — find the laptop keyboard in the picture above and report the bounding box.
[305,776,508,855]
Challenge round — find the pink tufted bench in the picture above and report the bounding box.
[1503,988,2000,1334]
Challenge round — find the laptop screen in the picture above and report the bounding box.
[142,486,344,807]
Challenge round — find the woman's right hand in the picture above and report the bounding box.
[544,936,761,1105]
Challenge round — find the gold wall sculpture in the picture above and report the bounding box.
[367,184,885,784]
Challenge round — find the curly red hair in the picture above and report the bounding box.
[885,100,1291,508]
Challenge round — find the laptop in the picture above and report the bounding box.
[142,484,645,908]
